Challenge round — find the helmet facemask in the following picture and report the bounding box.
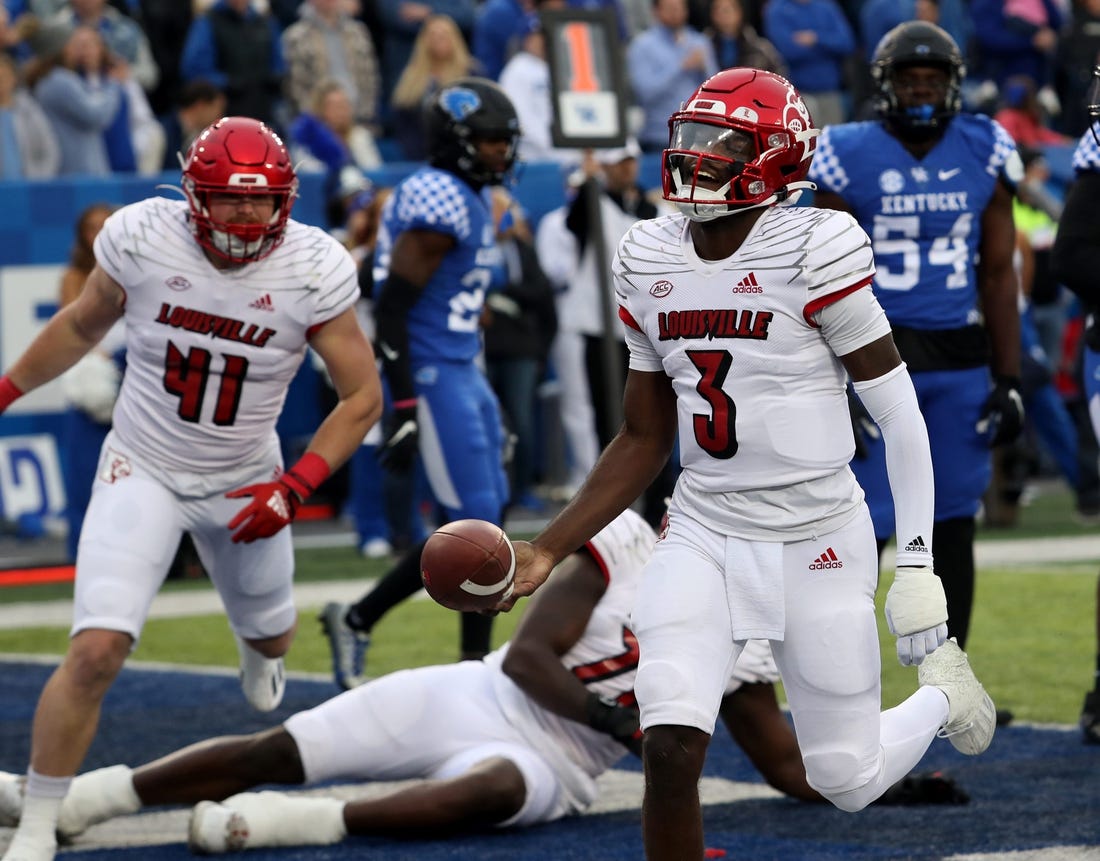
[664,119,818,221]
[878,62,961,141]
[183,183,297,264]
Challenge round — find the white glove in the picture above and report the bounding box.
[61,351,120,425]
[884,566,948,667]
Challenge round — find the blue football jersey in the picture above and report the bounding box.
[1072,125,1100,173]
[373,167,502,363]
[809,115,1022,330]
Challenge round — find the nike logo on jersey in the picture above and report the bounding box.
[732,272,763,294]
[378,341,399,362]
[657,309,773,342]
[808,547,843,570]
[155,302,277,348]
[938,168,962,180]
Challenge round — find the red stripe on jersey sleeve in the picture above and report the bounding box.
[802,276,873,328]
[618,305,642,331]
[585,540,611,586]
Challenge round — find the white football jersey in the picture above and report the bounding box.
[486,508,655,805]
[614,206,878,493]
[94,197,359,495]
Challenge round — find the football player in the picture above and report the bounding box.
[501,67,997,860]
[0,117,383,861]
[321,77,519,686]
[809,21,1025,653]
[1051,64,1100,746]
[0,509,961,855]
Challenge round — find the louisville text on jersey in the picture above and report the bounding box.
[657,309,773,341]
[155,302,277,347]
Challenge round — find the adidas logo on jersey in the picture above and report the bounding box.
[809,547,843,570]
[903,535,929,554]
[249,293,275,312]
[732,272,762,294]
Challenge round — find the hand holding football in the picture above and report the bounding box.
[420,519,516,612]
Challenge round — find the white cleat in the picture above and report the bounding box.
[188,801,249,855]
[0,771,24,827]
[1,833,57,861]
[918,637,997,755]
[235,635,285,712]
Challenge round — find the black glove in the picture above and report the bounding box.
[976,376,1024,447]
[585,693,643,756]
[377,405,419,472]
[846,385,880,461]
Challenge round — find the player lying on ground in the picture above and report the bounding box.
[0,510,962,854]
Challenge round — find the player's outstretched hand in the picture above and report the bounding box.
[226,479,301,543]
[976,377,1024,447]
[884,566,949,666]
[493,540,557,612]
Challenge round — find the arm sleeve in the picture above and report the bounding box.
[1051,170,1100,306]
[852,364,935,569]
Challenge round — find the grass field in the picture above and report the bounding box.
[0,479,1096,727]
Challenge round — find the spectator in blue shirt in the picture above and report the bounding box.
[969,0,1063,91]
[30,24,124,176]
[763,0,856,127]
[627,0,716,151]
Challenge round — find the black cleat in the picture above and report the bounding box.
[1080,691,1100,745]
[876,770,970,805]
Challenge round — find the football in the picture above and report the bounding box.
[420,519,516,612]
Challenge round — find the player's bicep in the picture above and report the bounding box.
[310,307,382,401]
[622,368,678,448]
[978,180,1017,284]
[387,229,455,286]
[70,264,125,342]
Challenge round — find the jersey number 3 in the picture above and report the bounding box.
[163,342,248,426]
[689,350,738,458]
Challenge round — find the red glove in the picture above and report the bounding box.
[0,376,24,414]
[226,452,330,544]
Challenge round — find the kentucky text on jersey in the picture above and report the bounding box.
[657,309,773,341]
[881,191,969,214]
[155,302,277,347]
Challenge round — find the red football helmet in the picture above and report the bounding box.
[181,117,299,263]
[663,69,819,221]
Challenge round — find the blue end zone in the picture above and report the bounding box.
[1,660,1099,860]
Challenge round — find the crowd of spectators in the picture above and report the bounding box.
[0,0,1095,185]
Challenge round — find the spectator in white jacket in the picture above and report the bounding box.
[0,52,60,178]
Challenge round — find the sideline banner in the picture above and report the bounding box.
[542,8,629,149]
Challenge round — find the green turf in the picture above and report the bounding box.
[0,562,1093,725]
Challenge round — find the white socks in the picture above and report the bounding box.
[228,791,347,847]
[57,765,141,838]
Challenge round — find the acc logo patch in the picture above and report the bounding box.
[650,280,673,298]
[165,276,192,292]
[440,87,480,121]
